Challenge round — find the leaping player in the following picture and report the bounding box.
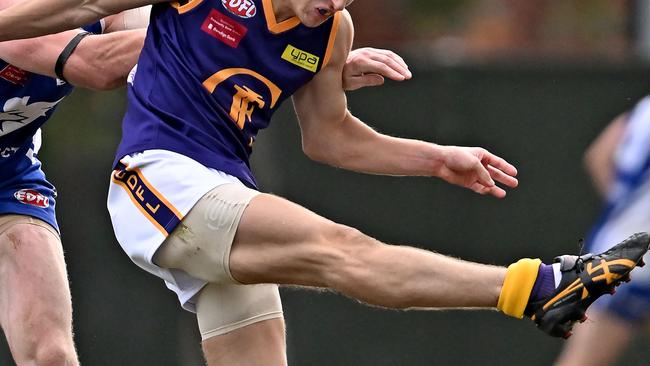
[0,1,413,363]
[0,1,647,365]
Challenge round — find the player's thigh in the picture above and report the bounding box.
[0,215,72,343]
[155,184,371,286]
[230,192,372,285]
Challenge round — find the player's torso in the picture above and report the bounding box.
[589,96,650,249]
[0,21,104,177]
[0,62,73,176]
[120,0,340,187]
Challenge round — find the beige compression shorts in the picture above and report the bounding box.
[153,183,283,340]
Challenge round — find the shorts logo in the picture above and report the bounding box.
[112,165,183,236]
[221,0,256,18]
[281,45,319,73]
[202,9,248,48]
[14,189,49,208]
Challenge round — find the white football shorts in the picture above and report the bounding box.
[107,149,244,312]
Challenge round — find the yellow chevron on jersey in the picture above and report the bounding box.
[281,45,319,73]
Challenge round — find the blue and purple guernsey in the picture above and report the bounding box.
[0,23,103,231]
[115,0,341,188]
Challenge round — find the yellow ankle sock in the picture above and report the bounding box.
[497,258,542,318]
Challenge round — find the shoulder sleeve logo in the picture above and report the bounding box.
[281,45,319,73]
[221,0,257,18]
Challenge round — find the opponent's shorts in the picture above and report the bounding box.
[588,177,650,324]
[0,153,58,233]
[107,149,249,312]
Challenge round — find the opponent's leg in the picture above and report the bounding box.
[554,309,632,366]
[0,215,78,365]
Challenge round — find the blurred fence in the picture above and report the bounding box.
[2,62,650,365]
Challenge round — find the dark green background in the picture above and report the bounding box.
[2,62,650,365]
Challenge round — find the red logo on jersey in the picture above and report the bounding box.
[0,65,29,86]
[202,9,248,48]
[14,189,50,208]
[221,0,256,18]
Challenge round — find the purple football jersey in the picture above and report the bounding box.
[116,0,341,188]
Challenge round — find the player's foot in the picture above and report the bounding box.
[525,232,650,338]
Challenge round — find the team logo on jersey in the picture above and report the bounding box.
[0,96,63,137]
[0,97,63,136]
[202,9,248,48]
[221,0,256,18]
[14,189,50,208]
[281,45,319,73]
[203,68,282,130]
[229,84,266,129]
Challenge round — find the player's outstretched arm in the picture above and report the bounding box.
[343,47,412,91]
[293,11,517,198]
[0,0,157,40]
[0,28,145,90]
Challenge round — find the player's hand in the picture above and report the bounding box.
[342,47,412,91]
[436,146,519,198]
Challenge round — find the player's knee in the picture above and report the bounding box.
[316,224,378,284]
[34,340,75,366]
[14,331,76,366]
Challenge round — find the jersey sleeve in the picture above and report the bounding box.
[81,19,105,34]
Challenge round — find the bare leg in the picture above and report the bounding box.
[230,194,505,309]
[554,309,633,366]
[0,220,79,365]
[202,318,286,366]
[164,192,507,366]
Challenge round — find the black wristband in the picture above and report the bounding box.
[55,31,91,83]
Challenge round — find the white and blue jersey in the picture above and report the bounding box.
[0,22,103,232]
[588,95,650,323]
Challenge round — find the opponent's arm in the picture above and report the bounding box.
[584,113,627,197]
[0,0,158,40]
[0,28,145,90]
[293,11,517,198]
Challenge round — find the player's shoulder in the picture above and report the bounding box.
[338,9,353,39]
[333,10,353,50]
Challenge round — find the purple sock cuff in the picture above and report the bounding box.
[530,263,555,302]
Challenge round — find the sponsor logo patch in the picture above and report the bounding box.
[281,45,319,73]
[0,65,29,86]
[14,189,50,208]
[221,0,257,18]
[201,9,248,48]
